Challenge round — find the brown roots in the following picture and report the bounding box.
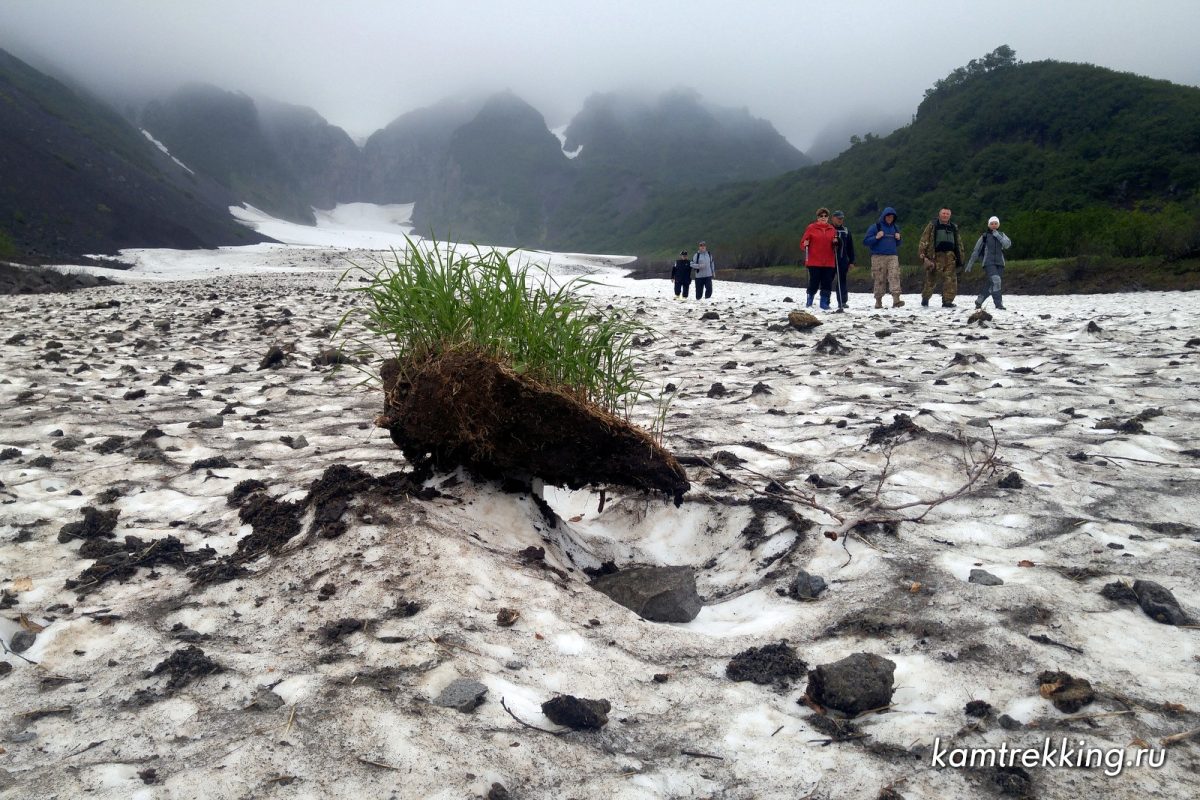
[378,350,689,503]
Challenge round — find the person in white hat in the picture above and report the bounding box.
[964,216,1012,309]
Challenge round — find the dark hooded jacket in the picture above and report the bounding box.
[863,207,901,256]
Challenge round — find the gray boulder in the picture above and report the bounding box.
[788,570,828,600]
[806,652,896,716]
[968,569,1004,586]
[590,566,701,622]
[434,678,488,713]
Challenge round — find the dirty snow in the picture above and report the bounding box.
[1,213,1199,799]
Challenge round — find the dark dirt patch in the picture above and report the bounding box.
[965,700,993,717]
[58,506,120,543]
[379,350,688,502]
[867,414,924,445]
[822,609,950,641]
[319,618,364,643]
[814,333,849,354]
[194,466,435,586]
[65,534,216,595]
[147,646,224,697]
[259,345,287,370]
[726,641,807,686]
[738,495,813,550]
[1038,670,1095,713]
[541,695,611,729]
[805,713,861,742]
[998,471,1024,489]
[1100,580,1139,604]
[304,464,378,539]
[190,456,236,472]
[227,479,268,507]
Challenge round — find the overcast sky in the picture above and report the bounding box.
[2,0,1199,151]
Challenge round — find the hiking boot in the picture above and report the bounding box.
[994,304,1006,310]
[806,295,815,308]
[836,305,846,313]
[974,301,982,310]
[921,297,930,307]
[874,297,884,309]
[892,294,905,308]
[942,301,957,308]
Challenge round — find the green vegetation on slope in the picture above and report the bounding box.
[567,48,1200,266]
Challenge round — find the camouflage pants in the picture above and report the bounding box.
[922,252,959,303]
[871,255,901,298]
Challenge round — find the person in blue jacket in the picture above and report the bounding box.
[862,207,905,308]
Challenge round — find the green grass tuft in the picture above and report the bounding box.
[338,238,651,417]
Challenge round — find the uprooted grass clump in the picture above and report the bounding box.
[340,240,688,500]
[341,239,647,415]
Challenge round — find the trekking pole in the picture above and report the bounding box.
[833,235,843,313]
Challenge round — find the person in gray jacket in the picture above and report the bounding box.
[691,241,716,300]
[964,216,1012,309]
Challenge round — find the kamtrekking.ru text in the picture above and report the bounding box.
[930,737,1166,777]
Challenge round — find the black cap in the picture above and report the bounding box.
[680,250,688,255]
[831,210,845,218]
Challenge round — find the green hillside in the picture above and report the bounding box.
[568,48,1200,265]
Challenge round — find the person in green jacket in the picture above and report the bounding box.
[918,207,967,308]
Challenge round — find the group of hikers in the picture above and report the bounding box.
[670,207,1012,311]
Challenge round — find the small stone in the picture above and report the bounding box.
[787,311,822,329]
[250,688,286,711]
[10,630,36,653]
[998,713,1023,730]
[434,678,488,713]
[788,570,827,600]
[968,569,1004,586]
[496,607,520,627]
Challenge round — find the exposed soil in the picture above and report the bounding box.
[541,695,611,729]
[193,464,435,585]
[148,646,224,696]
[379,350,689,502]
[65,534,216,595]
[725,641,808,686]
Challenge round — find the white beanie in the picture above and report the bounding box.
[988,216,1000,226]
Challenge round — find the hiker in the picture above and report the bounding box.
[964,216,1012,310]
[918,207,967,308]
[800,208,837,310]
[863,206,904,308]
[831,210,855,311]
[671,250,692,299]
[691,241,715,300]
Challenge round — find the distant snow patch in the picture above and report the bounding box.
[550,124,583,159]
[141,129,194,174]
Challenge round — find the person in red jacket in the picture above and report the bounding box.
[800,207,838,309]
